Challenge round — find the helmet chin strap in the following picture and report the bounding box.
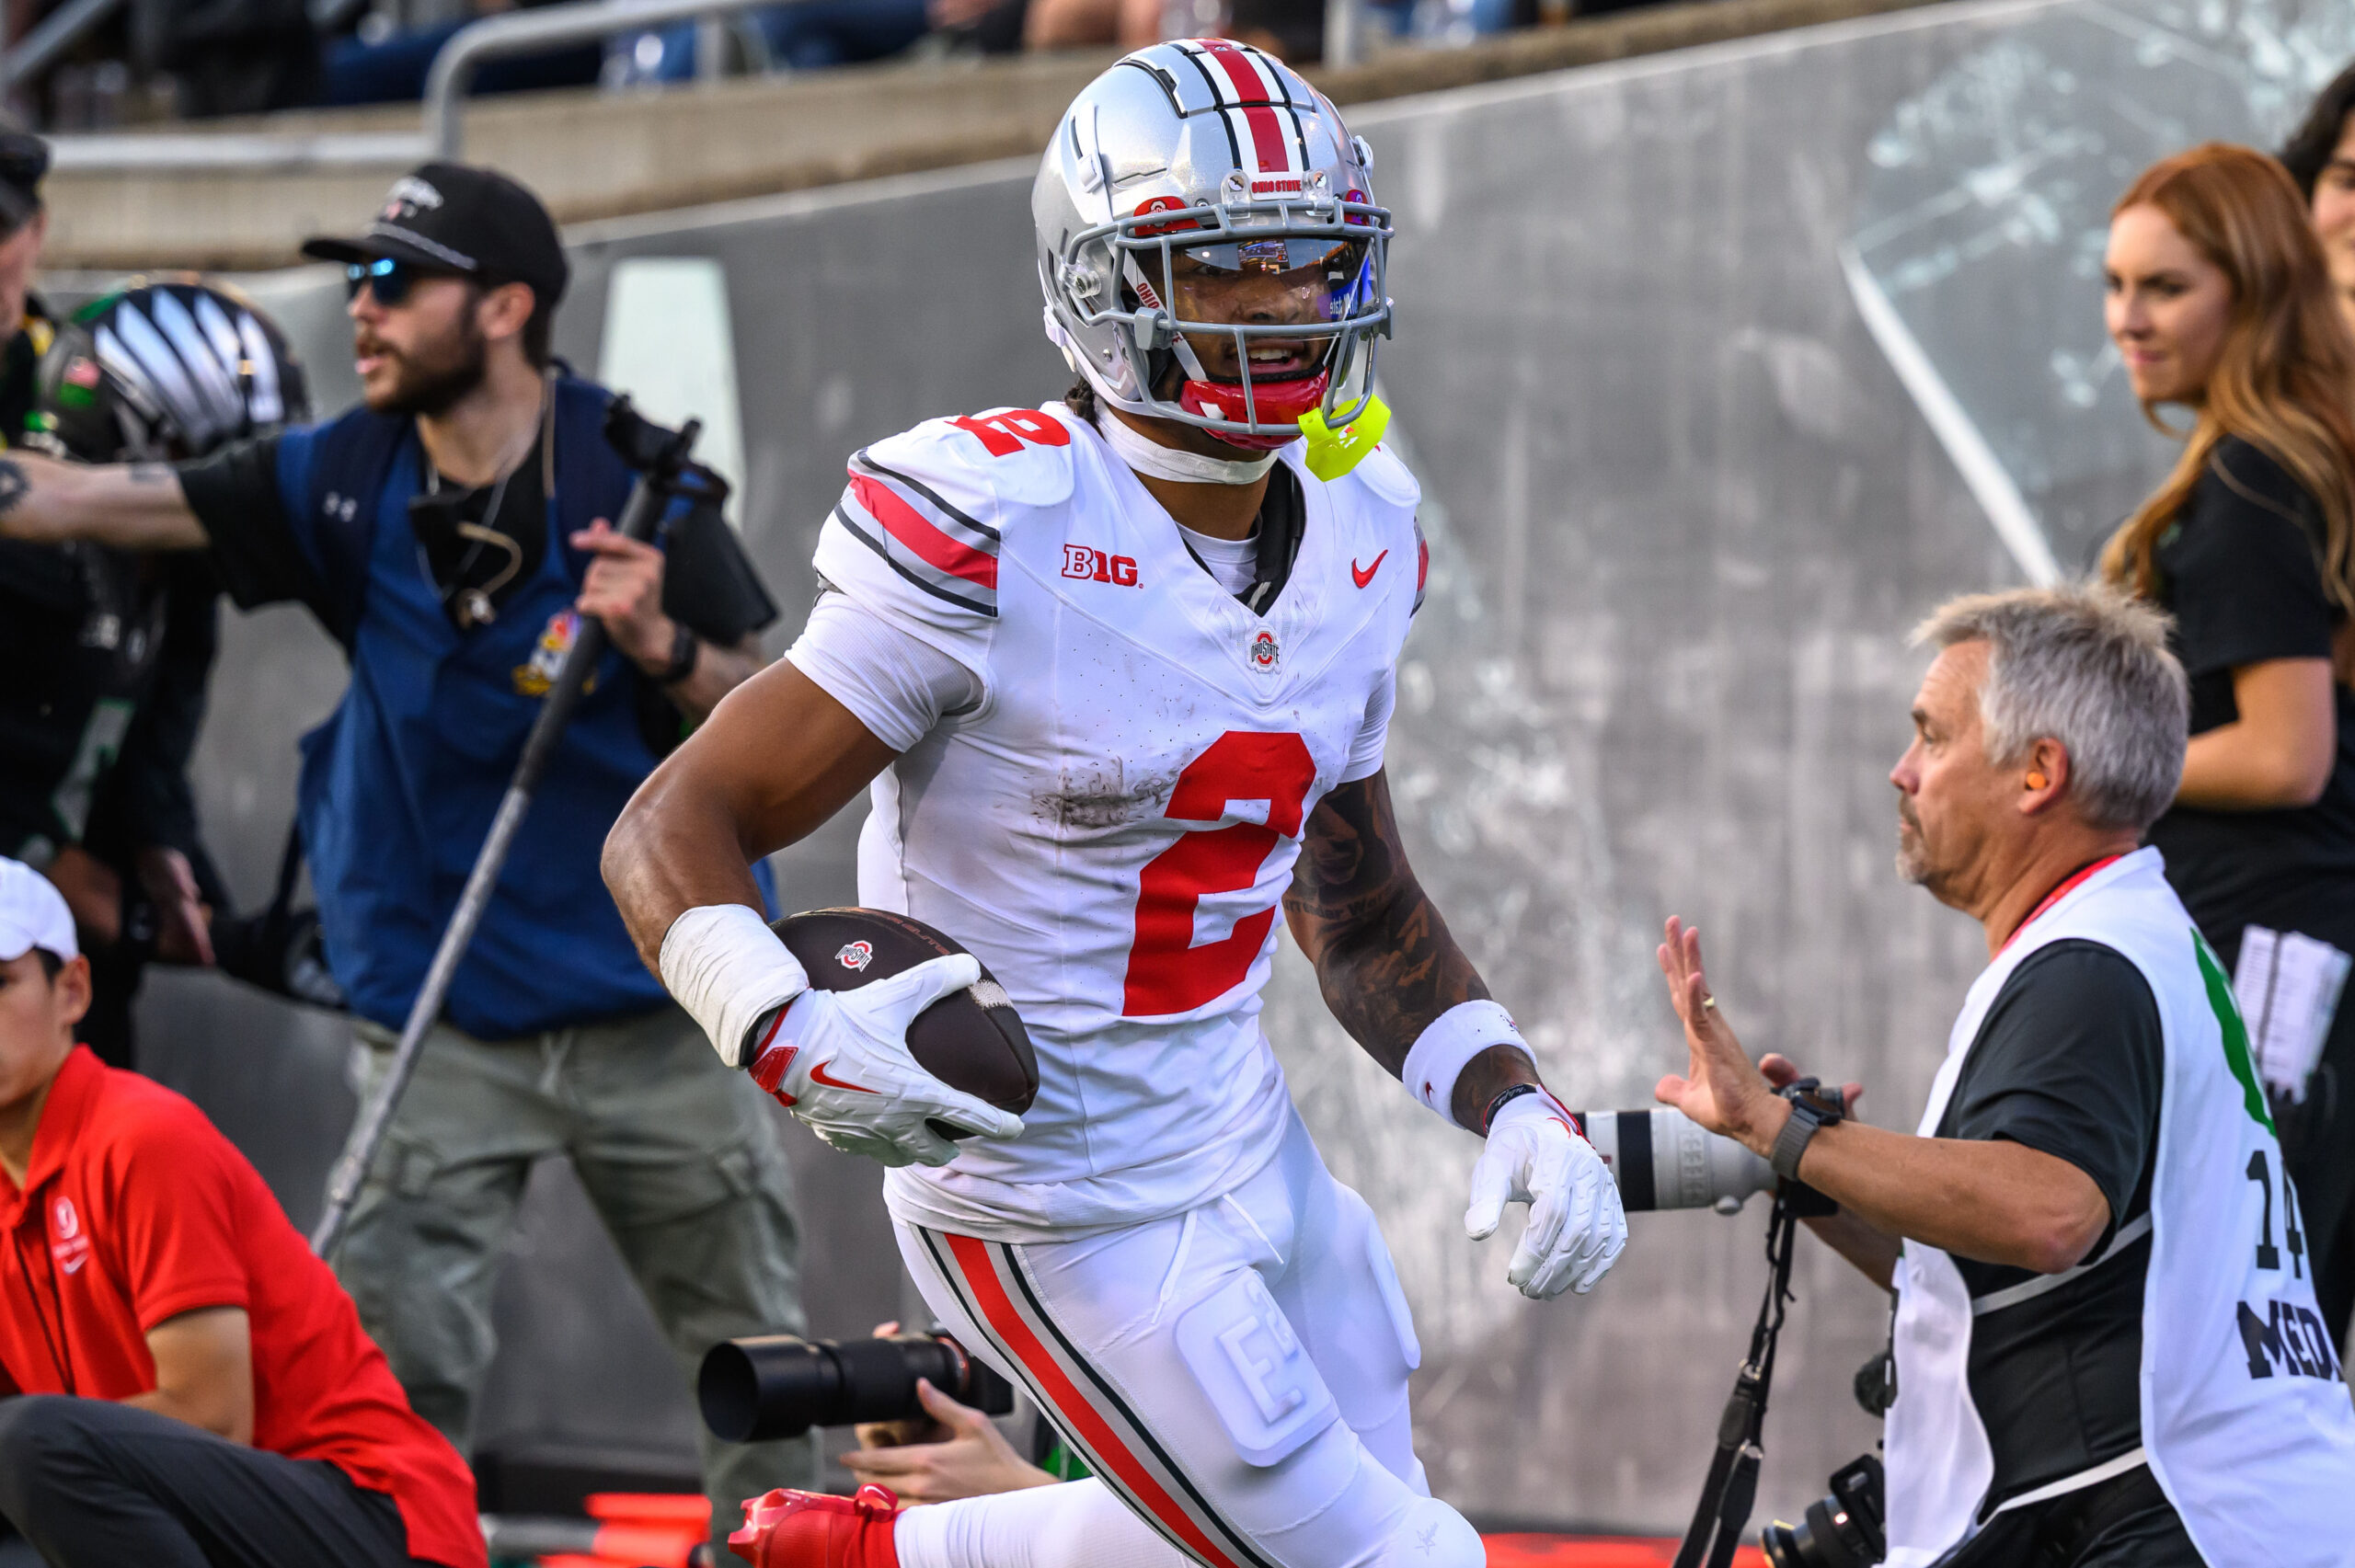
[1097,406,1280,485]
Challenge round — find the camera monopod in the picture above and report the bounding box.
[309,397,720,1259]
[1671,1090,1841,1568]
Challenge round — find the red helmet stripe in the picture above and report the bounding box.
[1197,40,1288,173]
[1231,106,1285,173]
[1194,38,1281,106]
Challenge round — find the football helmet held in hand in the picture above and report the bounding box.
[37,280,308,463]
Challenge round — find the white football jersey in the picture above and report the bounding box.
[804,402,1423,1241]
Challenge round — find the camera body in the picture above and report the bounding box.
[1763,1453,1886,1568]
[698,1331,1015,1442]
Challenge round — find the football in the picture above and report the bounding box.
[770,907,1039,1138]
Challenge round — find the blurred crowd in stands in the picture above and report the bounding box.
[4,0,1683,129]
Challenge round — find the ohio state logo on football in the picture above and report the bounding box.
[1248,630,1281,672]
[1063,545,1140,587]
[835,941,875,972]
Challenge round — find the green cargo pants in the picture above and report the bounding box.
[332,1003,817,1549]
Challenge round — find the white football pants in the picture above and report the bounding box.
[892,1110,1483,1568]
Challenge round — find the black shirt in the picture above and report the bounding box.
[178,429,775,645]
[0,542,223,867]
[2143,437,2355,957]
[177,428,777,753]
[1935,939,2165,1508]
[0,298,223,880]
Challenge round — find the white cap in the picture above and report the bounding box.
[0,857,77,965]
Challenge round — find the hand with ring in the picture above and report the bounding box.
[1652,917,1790,1159]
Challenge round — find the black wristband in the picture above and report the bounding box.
[651,621,700,684]
[1770,1077,1843,1182]
[1482,1082,1543,1134]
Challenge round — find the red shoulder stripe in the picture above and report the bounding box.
[848,473,997,591]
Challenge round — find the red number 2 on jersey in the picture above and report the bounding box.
[1121,731,1318,1017]
[948,408,1070,457]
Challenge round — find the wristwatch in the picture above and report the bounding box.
[1770,1078,1843,1182]
[651,621,700,684]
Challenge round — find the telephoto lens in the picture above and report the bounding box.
[1762,1453,1886,1568]
[1571,1107,1775,1213]
[699,1332,1015,1442]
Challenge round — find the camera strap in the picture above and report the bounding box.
[1676,1082,1846,1568]
[1673,1186,1803,1568]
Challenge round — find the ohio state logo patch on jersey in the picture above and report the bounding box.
[836,941,875,972]
[52,1196,90,1274]
[1247,629,1281,674]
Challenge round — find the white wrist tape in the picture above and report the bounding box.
[658,903,810,1068]
[1402,1001,1527,1127]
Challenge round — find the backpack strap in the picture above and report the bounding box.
[548,377,638,588]
[302,406,411,651]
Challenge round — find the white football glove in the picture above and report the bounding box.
[747,953,1025,1169]
[1465,1090,1627,1299]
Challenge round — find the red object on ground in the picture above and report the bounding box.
[728,1484,902,1568]
[1484,1538,1769,1567]
[0,1047,484,1568]
[587,1494,712,1526]
[562,1492,711,1567]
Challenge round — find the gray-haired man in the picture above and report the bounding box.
[1655,585,2355,1567]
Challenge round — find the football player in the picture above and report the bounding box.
[605,40,1626,1568]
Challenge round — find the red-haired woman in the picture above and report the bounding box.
[2103,142,2355,1356]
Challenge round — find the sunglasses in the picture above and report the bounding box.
[344,257,458,307]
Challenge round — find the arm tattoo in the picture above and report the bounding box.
[1285,773,1539,1126]
[129,464,175,485]
[0,459,26,517]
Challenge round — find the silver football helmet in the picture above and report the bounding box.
[1035,39,1394,451]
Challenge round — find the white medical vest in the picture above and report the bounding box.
[1883,850,2355,1566]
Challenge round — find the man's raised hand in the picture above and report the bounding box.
[1654,917,1785,1155]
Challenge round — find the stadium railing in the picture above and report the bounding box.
[13,0,1377,171]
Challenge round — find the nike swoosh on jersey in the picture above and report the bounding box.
[1351,549,1388,589]
[809,1059,880,1094]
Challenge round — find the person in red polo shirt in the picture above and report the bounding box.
[0,856,485,1568]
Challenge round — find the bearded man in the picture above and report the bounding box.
[0,162,819,1551]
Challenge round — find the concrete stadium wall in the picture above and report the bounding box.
[124,0,2348,1528]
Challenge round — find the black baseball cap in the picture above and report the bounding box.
[0,126,50,235]
[303,162,569,309]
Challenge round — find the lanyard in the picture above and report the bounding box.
[1997,853,2127,957]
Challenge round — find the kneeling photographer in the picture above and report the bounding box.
[1656,586,2355,1568]
[701,1321,1083,1509]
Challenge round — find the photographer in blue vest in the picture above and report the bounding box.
[1655,585,2355,1568]
[0,162,819,1543]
